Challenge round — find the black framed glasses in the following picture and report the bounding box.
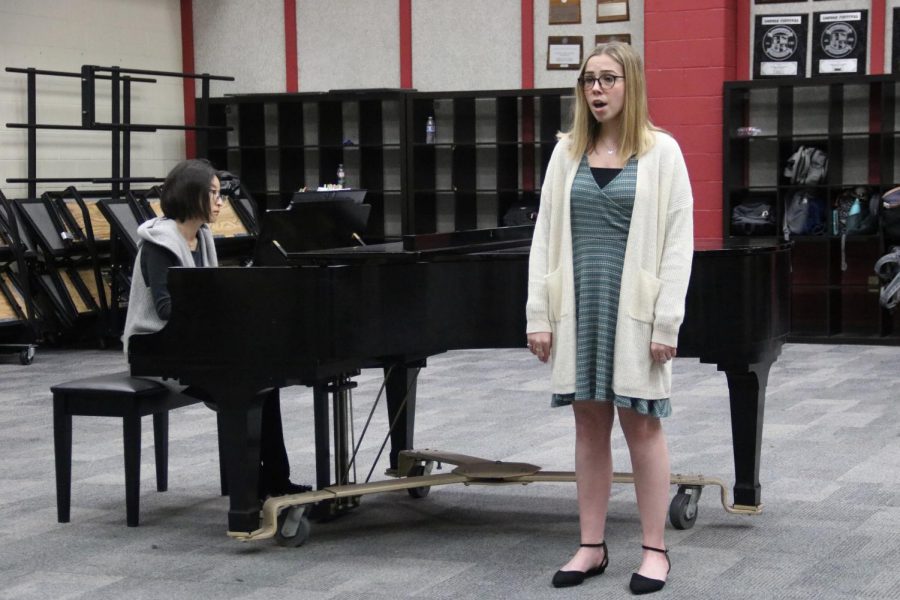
[579,73,625,90]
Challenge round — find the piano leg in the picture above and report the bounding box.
[385,362,422,474]
[313,383,331,491]
[723,359,772,508]
[212,385,267,533]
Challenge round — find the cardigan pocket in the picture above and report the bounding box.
[627,269,661,323]
[545,266,567,321]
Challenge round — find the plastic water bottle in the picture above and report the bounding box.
[425,116,436,144]
[336,163,345,188]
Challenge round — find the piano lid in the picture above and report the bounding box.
[694,237,791,255]
[282,225,535,264]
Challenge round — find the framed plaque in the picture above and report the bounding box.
[812,10,867,76]
[547,36,583,70]
[549,0,581,25]
[595,33,631,47]
[597,0,628,23]
[753,14,808,78]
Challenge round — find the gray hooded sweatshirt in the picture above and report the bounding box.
[122,217,218,353]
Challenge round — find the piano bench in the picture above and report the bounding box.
[51,372,205,527]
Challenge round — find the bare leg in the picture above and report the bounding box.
[559,401,614,572]
[618,406,671,581]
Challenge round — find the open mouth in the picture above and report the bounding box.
[592,100,607,109]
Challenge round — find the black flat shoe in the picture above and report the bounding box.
[629,545,670,595]
[551,541,608,588]
[260,481,312,500]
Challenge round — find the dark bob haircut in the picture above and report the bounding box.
[160,159,217,222]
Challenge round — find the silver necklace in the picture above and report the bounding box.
[600,139,618,155]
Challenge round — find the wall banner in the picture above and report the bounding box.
[754,14,808,78]
[811,10,868,76]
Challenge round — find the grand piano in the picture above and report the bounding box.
[128,225,790,536]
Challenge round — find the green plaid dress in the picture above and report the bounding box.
[551,156,671,418]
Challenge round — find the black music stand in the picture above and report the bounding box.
[253,197,371,266]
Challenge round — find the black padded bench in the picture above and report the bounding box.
[52,372,221,527]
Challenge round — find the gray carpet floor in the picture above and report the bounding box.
[1,342,899,599]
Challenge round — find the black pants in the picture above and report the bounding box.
[257,389,291,493]
[182,386,291,497]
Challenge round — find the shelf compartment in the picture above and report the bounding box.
[839,237,884,286]
[790,239,831,285]
[839,286,883,336]
[789,286,832,336]
[237,104,265,147]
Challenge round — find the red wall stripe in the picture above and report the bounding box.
[869,0,885,182]
[284,0,298,91]
[520,1,535,188]
[871,1,886,75]
[521,0,534,89]
[399,0,412,88]
[180,0,196,159]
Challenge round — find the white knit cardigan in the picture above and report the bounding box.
[525,130,694,399]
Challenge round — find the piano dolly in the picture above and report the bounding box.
[229,448,762,547]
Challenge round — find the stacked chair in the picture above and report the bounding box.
[96,195,148,332]
[1,176,259,350]
[0,190,38,363]
[13,188,111,345]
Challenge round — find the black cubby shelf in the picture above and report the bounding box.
[198,87,573,238]
[723,74,899,343]
[201,89,410,239]
[405,88,571,234]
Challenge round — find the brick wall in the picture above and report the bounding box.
[645,0,737,238]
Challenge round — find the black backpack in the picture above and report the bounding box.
[837,187,880,236]
[732,201,775,236]
[783,190,826,239]
[837,187,880,270]
[502,205,538,226]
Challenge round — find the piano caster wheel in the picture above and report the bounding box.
[275,506,311,547]
[406,462,433,499]
[19,347,35,365]
[669,485,701,530]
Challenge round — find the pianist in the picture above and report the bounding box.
[123,159,310,500]
[526,42,693,594]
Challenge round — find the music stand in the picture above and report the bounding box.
[253,197,371,266]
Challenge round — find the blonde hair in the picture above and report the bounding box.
[565,42,658,161]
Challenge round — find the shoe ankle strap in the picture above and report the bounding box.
[641,544,667,554]
[580,541,607,549]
